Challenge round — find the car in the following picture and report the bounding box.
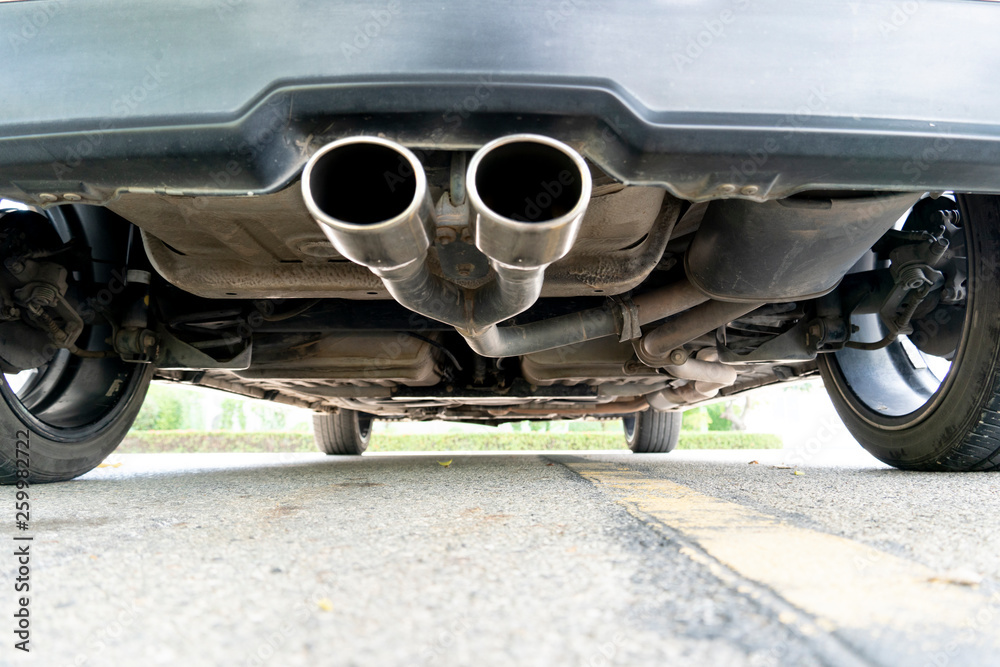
[2,0,999,482]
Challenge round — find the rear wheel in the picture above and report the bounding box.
[313,410,374,455]
[0,206,152,484]
[819,194,1000,471]
[623,411,682,453]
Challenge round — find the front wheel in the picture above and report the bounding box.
[819,194,1000,471]
[623,410,682,453]
[313,410,374,455]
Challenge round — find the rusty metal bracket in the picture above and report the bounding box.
[611,294,641,342]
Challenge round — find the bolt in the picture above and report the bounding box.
[718,184,736,194]
[740,185,760,196]
[668,349,688,365]
[63,193,82,202]
[38,193,58,203]
[436,228,457,246]
[4,258,24,274]
[141,332,158,348]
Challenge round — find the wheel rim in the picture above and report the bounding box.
[2,348,143,440]
[622,415,636,441]
[828,195,970,429]
[1,207,144,441]
[357,413,373,441]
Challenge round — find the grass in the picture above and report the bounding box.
[116,431,782,454]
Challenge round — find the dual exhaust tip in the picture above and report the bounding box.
[301,134,592,273]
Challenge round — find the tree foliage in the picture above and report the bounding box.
[131,385,186,430]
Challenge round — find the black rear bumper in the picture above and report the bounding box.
[2,0,999,205]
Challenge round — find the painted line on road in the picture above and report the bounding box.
[565,461,997,646]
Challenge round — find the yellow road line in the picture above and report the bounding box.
[567,462,996,637]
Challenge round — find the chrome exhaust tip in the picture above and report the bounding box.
[301,136,434,271]
[301,134,597,352]
[467,134,591,270]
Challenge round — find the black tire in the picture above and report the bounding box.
[623,410,682,453]
[313,410,373,455]
[819,194,1000,471]
[0,205,153,484]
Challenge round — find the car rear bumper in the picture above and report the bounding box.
[2,0,999,205]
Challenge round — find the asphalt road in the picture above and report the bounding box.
[3,447,999,667]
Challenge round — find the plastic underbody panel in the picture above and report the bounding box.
[1,0,999,205]
[1,0,995,418]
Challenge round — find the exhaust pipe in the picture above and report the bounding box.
[302,135,719,358]
[302,134,592,338]
[301,136,434,272]
[301,135,760,362]
[467,135,588,273]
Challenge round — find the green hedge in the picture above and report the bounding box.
[676,432,783,450]
[117,430,781,454]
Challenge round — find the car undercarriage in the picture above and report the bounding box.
[2,0,999,480]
